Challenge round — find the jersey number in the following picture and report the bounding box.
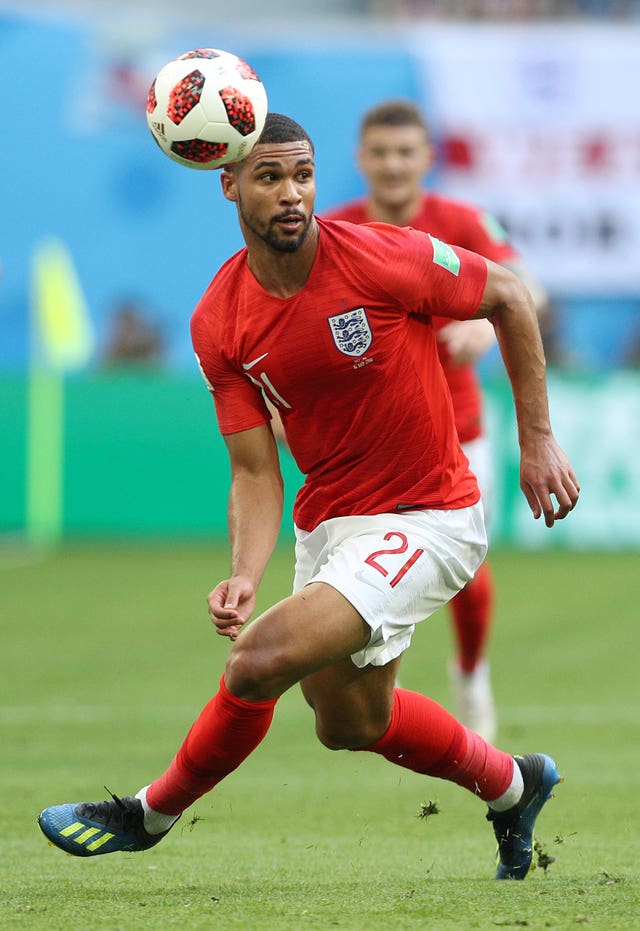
[364,532,424,588]
[245,369,291,410]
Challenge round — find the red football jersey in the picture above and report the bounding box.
[191,218,487,532]
[324,193,518,443]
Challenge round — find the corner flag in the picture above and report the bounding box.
[31,238,94,370]
[26,239,94,545]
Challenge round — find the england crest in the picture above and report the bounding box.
[327,307,372,358]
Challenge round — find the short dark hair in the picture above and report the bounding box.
[360,100,430,138]
[257,113,314,152]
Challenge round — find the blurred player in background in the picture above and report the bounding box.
[324,100,549,741]
[102,297,165,369]
[39,114,578,880]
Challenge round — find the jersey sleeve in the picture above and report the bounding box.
[358,224,488,322]
[190,312,270,436]
[455,205,519,265]
[418,233,488,320]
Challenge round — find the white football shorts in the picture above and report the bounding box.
[462,436,494,527]
[293,503,488,668]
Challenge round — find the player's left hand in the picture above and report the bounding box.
[437,318,496,366]
[520,437,580,527]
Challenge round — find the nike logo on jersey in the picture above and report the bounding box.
[242,352,269,371]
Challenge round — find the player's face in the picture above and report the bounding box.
[222,142,316,253]
[358,124,434,211]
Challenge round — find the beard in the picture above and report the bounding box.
[238,197,312,253]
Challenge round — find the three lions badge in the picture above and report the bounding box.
[327,307,372,358]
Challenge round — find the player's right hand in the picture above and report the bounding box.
[207,576,257,640]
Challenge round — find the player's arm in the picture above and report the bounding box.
[474,259,579,527]
[438,261,548,367]
[436,316,496,367]
[208,423,284,639]
[465,203,550,319]
[503,257,549,319]
[264,399,288,445]
[438,204,548,366]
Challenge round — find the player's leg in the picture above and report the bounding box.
[449,559,494,672]
[302,658,512,801]
[39,506,558,876]
[296,507,558,879]
[300,655,400,749]
[448,436,497,740]
[448,561,497,740]
[302,661,561,881]
[38,580,373,857]
[142,581,373,810]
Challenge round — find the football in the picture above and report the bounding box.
[146,49,268,170]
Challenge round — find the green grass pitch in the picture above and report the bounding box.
[1,542,638,929]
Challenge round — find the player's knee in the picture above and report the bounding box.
[315,715,388,751]
[224,637,292,701]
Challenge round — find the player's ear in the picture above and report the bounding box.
[220,168,238,202]
[423,139,437,174]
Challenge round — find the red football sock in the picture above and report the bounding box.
[147,676,277,816]
[449,560,494,672]
[356,687,513,801]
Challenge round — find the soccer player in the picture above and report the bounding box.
[323,100,549,741]
[38,114,579,880]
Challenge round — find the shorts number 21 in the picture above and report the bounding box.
[364,532,424,588]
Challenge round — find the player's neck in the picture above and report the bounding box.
[365,192,423,227]
[246,220,320,298]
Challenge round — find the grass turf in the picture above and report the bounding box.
[1,542,638,929]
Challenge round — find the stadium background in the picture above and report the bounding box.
[1,1,639,549]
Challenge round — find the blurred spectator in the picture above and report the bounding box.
[102,298,165,369]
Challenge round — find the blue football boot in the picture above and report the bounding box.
[487,753,562,880]
[38,789,176,857]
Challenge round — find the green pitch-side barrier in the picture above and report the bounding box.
[2,371,639,548]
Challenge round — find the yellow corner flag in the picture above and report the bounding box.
[26,238,94,545]
[31,238,94,370]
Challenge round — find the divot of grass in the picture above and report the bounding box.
[187,812,204,831]
[553,831,577,845]
[534,839,556,873]
[418,799,440,820]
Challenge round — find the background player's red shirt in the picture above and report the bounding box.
[324,193,518,443]
[191,218,487,532]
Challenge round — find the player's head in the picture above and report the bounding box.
[357,100,435,214]
[221,113,316,254]
[256,112,315,152]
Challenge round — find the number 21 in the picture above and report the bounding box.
[364,532,424,588]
